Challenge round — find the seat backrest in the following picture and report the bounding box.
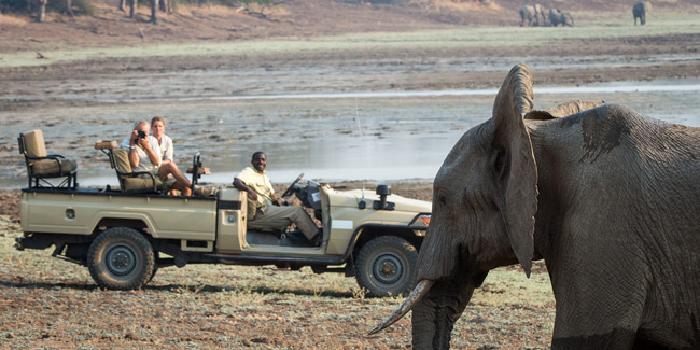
[94,140,118,151]
[23,130,47,158]
[113,149,132,175]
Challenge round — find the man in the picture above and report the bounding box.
[120,121,192,196]
[233,152,321,246]
[151,116,173,165]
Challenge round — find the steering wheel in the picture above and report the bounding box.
[281,173,304,198]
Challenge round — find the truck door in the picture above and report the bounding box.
[215,187,249,253]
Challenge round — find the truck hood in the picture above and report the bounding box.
[326,188,431,213]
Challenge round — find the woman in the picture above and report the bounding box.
[150,115,173,164]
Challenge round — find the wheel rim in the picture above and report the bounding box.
[106,244,138,276]
[372,253,404,285]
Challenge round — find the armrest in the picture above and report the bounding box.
[26,154,65,160]
[94,140,118,151]
[186,167,210,175]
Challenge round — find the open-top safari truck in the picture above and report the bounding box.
[14,130,432,296]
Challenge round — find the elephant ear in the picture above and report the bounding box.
[490,64,538,278]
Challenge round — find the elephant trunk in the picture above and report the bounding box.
[410,274,484,350]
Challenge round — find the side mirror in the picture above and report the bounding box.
[374,185,394,210]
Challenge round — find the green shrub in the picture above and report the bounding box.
[72,0,96,15]
[48,0,97,16]
[0,0,30,13]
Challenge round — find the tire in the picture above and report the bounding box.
[355,236,418,297]
[87,227,155,290]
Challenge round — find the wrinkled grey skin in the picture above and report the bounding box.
[387,64,700,349]
[549,9,574,27]
[633,1,650,26]
[519,3,547,27]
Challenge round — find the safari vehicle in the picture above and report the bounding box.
[14,132,432,296]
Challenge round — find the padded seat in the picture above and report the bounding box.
[19,129,77,188]
[194,185,219,197]
[112,149,174,194]
[31,158,78,177]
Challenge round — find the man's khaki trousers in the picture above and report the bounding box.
[249,206,318,240]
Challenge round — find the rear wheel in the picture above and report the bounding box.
[355,236,418,297]
[87,227,155,290]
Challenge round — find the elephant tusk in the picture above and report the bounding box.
[368,279,435,335]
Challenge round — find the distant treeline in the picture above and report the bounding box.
[0,0,279,21]
[1,0,95,15]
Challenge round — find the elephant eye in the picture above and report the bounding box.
[437,194,447,208]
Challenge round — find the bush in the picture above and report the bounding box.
[72,0,97,16]
[48,0,97,16]
[0,0,30,13]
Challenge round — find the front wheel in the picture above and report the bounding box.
[355,236,418,297]
[87,227,155,290]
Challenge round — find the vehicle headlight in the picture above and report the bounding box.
[411,213,431,228]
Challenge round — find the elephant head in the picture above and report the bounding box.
[370,64,538,347]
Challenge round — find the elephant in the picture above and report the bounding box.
[549,8,575,27]
[548,8,562,26]
[560,11,574,27]
[633,1,651,26]
[519,3,547,27]
[518,5,535,27]
[370,64,700,349]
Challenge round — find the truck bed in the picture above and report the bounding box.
[21,187,217,240]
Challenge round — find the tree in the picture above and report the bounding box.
[129,0,138,18]
[38,0,47,22]
[66,0,74,17]
[151,0,158,24]
[159,0,170,14]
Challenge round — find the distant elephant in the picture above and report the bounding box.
[549,9,574,27]
[532,3,547,26]
[548,8,562,26]
[633,1,651,25]
[518,4,535,26]
[560,11,574,27]
[371,64,700,349]
[519,3,547,27]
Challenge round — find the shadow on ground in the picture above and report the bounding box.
[0,279,355,297]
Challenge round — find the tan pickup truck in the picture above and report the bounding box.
[14,135,432,296]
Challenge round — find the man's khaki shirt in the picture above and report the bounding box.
[237,166,274,209]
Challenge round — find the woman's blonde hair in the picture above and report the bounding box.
[151,115,167,126]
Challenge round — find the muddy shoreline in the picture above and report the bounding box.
[3,31,700,112]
